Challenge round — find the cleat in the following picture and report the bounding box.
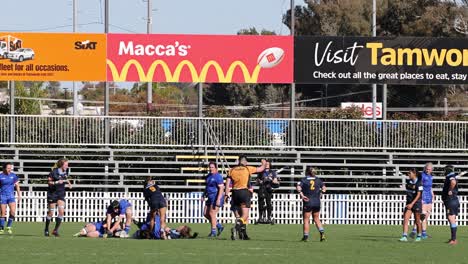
[44,230,49,237]
[301,236,309,242]
[208,233,217,238]
[217,225,224,236]
[448,240,458,245]
[102,233,108,239]
[52,230,60,237]
[0,229,4,235]
[415,237,422,242]
[6,227,12,235]
[421,234,428,240]
[320,233,326,242]
[73,232,81,237]
[409,232,416,239]
[399,236,408,242]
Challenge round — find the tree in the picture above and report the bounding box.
[15,82,45,115]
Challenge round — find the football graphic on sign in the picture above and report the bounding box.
[257,47,284,69]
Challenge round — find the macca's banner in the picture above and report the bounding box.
[294,36,468,85]
[0,33,106,81]
[107,34,293,83]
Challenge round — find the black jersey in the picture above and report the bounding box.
[298,176,324,205]
[442,172,458,202]
[47,168,68,194]
[405,178,423,205]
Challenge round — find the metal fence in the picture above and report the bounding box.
[14,192,468,225]
[0,115,466,150]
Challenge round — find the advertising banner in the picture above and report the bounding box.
[295,36,468,85]
[341,102,382,118]
[107,34,293,84]
[0,33,107,81]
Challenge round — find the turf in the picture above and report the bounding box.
[0,223,467,264]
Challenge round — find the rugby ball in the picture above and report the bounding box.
[257,47,284,69]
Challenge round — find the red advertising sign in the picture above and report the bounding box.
[107,34,293,84]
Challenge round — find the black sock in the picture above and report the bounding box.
[451,225,457,241]
[45,217,51,231]
[54,217,63,231]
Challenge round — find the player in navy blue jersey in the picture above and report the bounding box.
[103,199,133,237]
[0,162,21,234]
[133,212,198,240]
[201,162,225,237]
[143,177,168,239]
[44,158,72,237]
[410,162,434,239]
[442,165,460,245]
[399,168,423,242]
[296,167,326,242]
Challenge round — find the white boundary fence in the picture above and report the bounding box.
[1,115,467,150]
[14,192,468,225]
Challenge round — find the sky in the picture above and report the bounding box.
[1,0,305,89]
[1,0,301,35]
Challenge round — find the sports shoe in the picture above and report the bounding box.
[301,236,309,242]
[52,230,60,237]
[73,232,81,237]
[409,232,416,239]
[208,233,217,238]
[217,225,224,236]
[320,232,326,242]
[44,230,49,237]
[421,234,428,240]
[6,227,12,234]
[415,237,422,242]
[0,229,4,235]
[448,240,458,245]
[399,236,408,242]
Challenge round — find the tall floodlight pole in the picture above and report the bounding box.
[290,0,296,147]
[104,0,110,118]
[146,0,153,113]
[72,0,78,115]
[372,0,377,119]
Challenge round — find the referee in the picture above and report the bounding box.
[226,155,266,240]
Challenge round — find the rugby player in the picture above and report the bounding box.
[296,167,326,242]
[0,162,21,234]
[44,158,72,237]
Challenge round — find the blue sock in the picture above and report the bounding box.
[216,222,223,229]
[422,230,427,236]
[411,227,416,233]
[7,216,14,227]
[450,223,457,241]
[211,228,217,235]
[402,233,407,237]
[124,225,131,234]
[0,217,5,229]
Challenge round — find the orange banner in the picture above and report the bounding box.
[0,33,106,81]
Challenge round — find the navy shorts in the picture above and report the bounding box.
[47,192,65,203]
[444,199,459,216]
[303,201,321,213]
[206,194,224,208]
[232,189,251,208]
[0,193,15,205]
[149,198,167,210]
[405,202,422,214]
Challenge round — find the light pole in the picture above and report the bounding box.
[371,0,377,120]
[146,0,153,113]
[72,0,78,115]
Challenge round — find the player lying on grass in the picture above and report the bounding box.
[74,221,109,238]
[296,167,326,242]
[133,214,198,239]
[399,168,423,242]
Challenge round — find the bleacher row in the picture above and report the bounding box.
[0,146,467,194]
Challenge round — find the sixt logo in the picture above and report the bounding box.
[74,40,98,50]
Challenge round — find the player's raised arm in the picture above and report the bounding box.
[255,159,267,173]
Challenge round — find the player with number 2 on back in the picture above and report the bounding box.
[297,167,326,242]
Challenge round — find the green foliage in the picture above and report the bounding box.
[15,81,45,115]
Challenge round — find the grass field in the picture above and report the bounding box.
[0,223,467,264]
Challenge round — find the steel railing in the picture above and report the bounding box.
[0,115,466,150]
